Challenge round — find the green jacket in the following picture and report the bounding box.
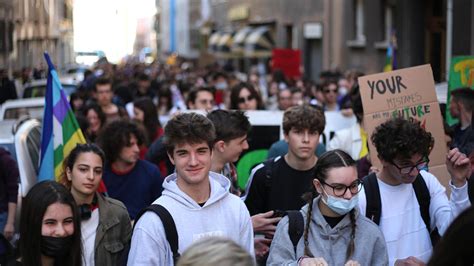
[94,193,132,265]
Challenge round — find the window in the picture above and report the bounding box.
[347,0,366,47]
[375,1,396,49]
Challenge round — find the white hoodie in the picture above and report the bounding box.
[127,172,254,265]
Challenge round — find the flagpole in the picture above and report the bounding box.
[446,0,453,82]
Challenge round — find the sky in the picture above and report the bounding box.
[73,0,156,63]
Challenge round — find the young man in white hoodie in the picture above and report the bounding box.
[128,113,254,265]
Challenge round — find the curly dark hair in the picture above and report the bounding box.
[97,120,145,164]
[163,113,216,155]
[282,104,325,135]
[371,118,434,162]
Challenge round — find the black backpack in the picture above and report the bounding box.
[363,172,440,246]
[133,204,180,264]
[286,210,305,254]
[0,234,16,266]
[262,158,307,253]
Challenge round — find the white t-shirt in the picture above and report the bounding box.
[81,209,99,266]
[358,170,470,265]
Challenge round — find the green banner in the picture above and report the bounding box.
[446,56,474,125]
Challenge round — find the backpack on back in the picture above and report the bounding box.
[262,158,307,254]
[363,172,440,246]
[132,204,180,264]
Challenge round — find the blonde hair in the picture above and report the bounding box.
[176,237,255,266]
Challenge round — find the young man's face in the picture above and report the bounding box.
[382,153,427,184]
[449,98,460,119]
[190,91,215,111]
[117,135,140,165]
[323,83,338,104]
[220,135,249,163]
[95,83,113,106]
[169,141,212,186]
[285,128,319,161]
[278,90,293,111]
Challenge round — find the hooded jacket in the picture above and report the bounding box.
[127,172,254,265]
[268,196,388,266]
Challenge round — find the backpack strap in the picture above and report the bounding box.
[362,172,382,225]
[134,204,180,263]
[468,175,474,204]
[412,174,440,246]
[287,210,304,254]
[412,174,431,232]
[263,158,275,188]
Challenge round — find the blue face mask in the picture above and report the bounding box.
[321,188,359,215]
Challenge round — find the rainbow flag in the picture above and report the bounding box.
[38,53,86,182]
[384,30,397,72]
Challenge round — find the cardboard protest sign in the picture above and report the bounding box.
[271,49,301,78]
[359,65,449,188]
[446,56,474,126]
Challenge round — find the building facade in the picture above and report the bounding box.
[14,0,74,70]
[0,0,15,72]
[156,0,474,82]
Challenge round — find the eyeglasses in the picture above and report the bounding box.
[321,179,363,197]
[323,89,338,94]
[238,95,256,104]
[390,158,430,175]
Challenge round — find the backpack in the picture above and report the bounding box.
[133,204,180,264]
[0,234,16,266]
[263,157,277,187]
[262,158,307,253]
[363,172,440,246]
[286,210,305,254]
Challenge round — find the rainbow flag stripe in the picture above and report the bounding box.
[38,53,86,182]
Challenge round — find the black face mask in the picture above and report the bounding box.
[41,235,74,258]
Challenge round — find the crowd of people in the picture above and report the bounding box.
[0,56,474,266]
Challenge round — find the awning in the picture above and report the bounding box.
[244,26,274,58]
[208,32,222,53]
[231,26,253,55]
[216,32,235,58]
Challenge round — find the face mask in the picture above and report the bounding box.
[215,82,228,90]
[338,86,348,96]
[321,189,359,215]
[41,235,73,258]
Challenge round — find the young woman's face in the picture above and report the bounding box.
[72,98,84,111]
[86,109,101,133]
[133,107,145,122]
[314,166,359,200]
[67,152,103,197]
[42,202,75,237]
[237,88,258,110]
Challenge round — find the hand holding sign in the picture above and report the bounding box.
[446,148,472,187]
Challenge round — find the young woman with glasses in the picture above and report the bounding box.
[267,150,388,265]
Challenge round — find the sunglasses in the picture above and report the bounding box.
[324,89,338,94]
[238,95,256,104]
